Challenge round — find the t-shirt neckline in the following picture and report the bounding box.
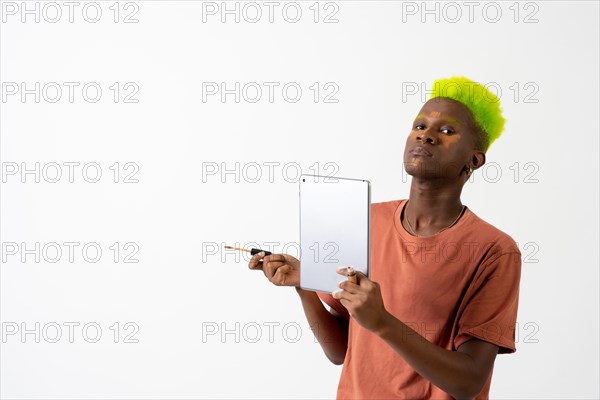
[393,199,473,241]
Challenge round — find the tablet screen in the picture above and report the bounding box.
[299,174,371,293]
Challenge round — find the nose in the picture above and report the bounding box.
[417,128,435,144]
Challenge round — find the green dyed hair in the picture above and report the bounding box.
[429,76,506,152]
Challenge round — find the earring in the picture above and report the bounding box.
[468,166,473,176]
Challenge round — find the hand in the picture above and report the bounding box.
[248,252,300,287]
[332,266,388,333]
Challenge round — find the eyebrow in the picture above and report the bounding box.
[414,114,462,125]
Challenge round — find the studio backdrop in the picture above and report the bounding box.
[1,1,599,399]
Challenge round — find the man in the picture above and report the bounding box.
[249,76,522,399]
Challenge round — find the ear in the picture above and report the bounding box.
[471,150,486,171]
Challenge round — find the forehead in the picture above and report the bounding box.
[417,98,474,126]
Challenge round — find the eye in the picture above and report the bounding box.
[414,124,425,130]
[441,128,454,135]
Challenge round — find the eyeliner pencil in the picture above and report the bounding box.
[224,245,272,256]
[227,245,357,286]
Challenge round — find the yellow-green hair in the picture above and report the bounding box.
[429,76,506,152]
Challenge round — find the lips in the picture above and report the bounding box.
[410,146,433,157]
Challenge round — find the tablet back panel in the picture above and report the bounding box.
[299,175,370,293]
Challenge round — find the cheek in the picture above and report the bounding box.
[404,134,414,154]
[440,135,461,149]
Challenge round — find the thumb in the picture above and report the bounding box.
[354,270,369,283]
[354,270,367,277]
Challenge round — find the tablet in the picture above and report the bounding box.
[299,174,371,293]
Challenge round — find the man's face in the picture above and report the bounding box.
[403,97,480,180]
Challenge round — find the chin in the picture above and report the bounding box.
[402,161,418,176]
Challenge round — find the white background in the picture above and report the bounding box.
[1,1,599,399]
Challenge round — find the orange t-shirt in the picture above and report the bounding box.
[318,199,522,399]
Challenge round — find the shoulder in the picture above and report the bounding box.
[463,210,521,257]
[372,199,405,210]
[460,212,522,281]
[371,199,405,218]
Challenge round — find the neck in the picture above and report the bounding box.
[404,176,465,236]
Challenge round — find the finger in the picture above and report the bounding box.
[355,271,375,286]
[264,259,288,280]
[332,289,352,302]
[250,261,264,271]
[264,254,286,264]
[355,271,368,280]
[248,252,265,270]
[272,265,292,285]
[265,262,287,276]
[336,265,359,275]
[338,280,360,294]
[336,266,347,274]
[337,266,360,285]
[338,297,353,311]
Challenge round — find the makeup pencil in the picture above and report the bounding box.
[224,245,272,256]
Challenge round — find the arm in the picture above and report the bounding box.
[333,250,520,399]
[247,252,349,365]
[375,311,499,399]
[295,287,349,365]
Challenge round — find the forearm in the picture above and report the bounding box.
[375,311,482,399]
[295,287,348,365]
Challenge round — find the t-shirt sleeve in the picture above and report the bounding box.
[454,251,522,354]
[317,292,350,320]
